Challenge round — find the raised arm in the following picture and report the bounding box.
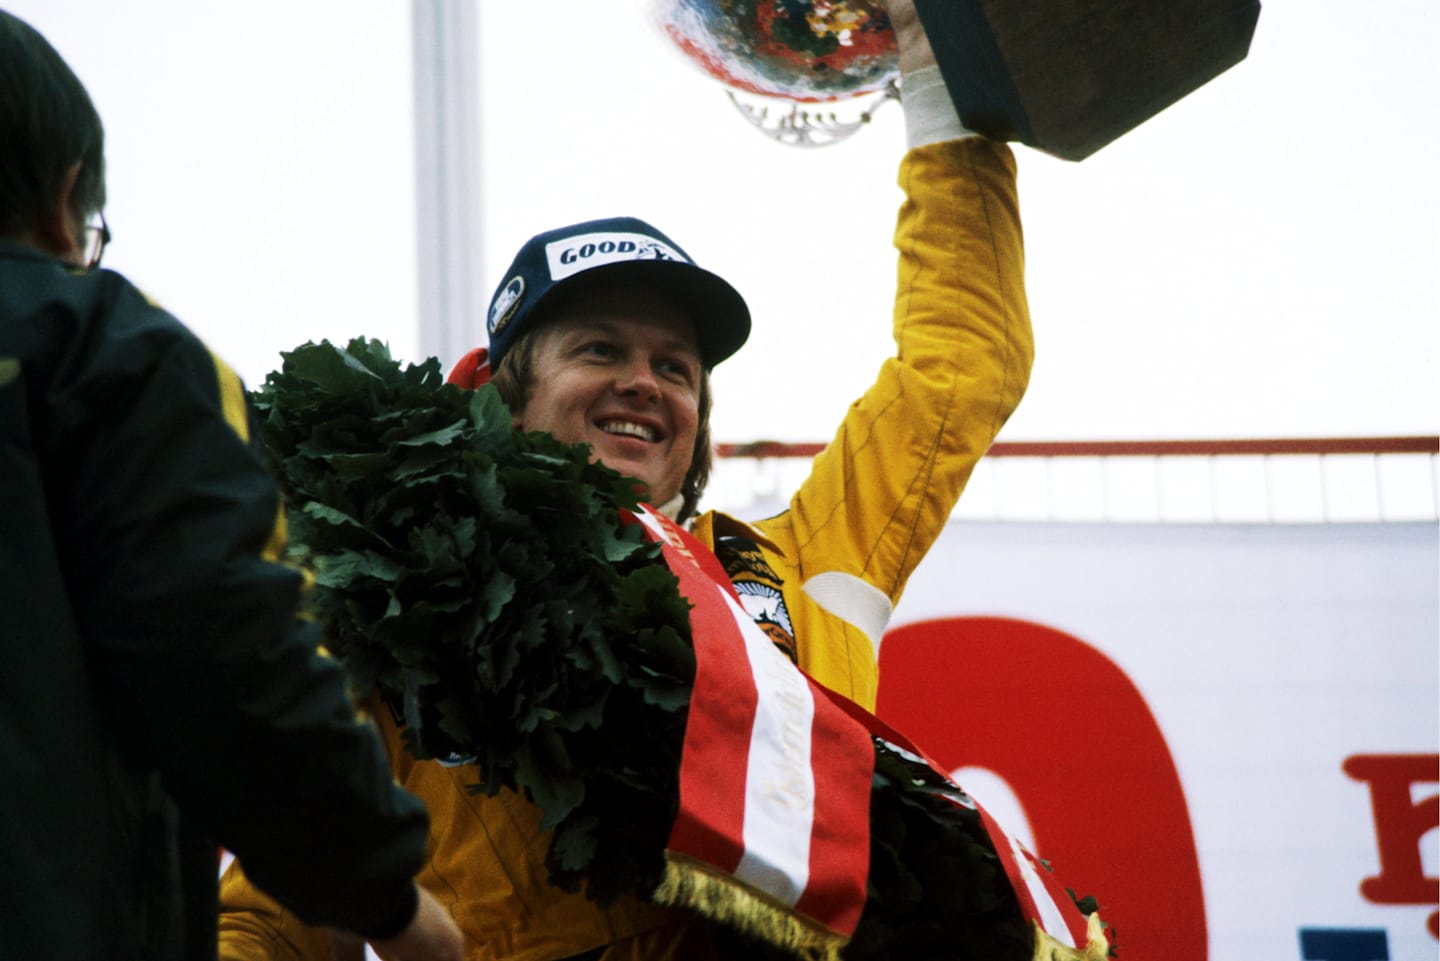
[751,0,1031,708]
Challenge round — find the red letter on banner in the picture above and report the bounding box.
[876,616,1207,961]
[1342,753,1440,939]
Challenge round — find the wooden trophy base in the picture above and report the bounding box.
[913,0,1261,160]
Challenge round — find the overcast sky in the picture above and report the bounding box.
[8,0,1437,447]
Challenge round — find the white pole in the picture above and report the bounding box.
[412,0,483,367]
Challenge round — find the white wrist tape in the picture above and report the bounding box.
[901,65,976,149]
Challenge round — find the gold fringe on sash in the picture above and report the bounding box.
[1031,912,1111,961]
[652,852,848,961]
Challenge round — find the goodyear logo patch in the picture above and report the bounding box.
[545,231,688,283]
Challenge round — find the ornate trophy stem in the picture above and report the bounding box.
[725,79,901,148]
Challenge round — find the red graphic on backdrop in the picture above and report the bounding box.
[1343,753,1440,939]
[876,616,1207,960]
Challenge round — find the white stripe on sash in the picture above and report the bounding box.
[731,596,816,906]
[1014,835,1078,948]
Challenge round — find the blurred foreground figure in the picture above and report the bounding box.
[0,9,462,960]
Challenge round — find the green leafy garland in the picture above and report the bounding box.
[251,337,691,905]
[251,338,1101,961]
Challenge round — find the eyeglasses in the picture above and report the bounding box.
[82,213,110,270]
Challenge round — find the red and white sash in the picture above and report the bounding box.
[629,505,1105,957]
[630,506,873,938]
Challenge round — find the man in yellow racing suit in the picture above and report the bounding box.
[218,3,1030,957]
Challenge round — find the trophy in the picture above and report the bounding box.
[651,0,1261,159]
[650,0,904,146]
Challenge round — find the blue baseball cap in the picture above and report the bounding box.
[485,216,751,372]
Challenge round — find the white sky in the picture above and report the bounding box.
[9,0,1438,446]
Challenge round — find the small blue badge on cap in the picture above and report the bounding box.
[489,276,525,336]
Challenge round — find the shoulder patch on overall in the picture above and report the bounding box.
[713,534,797,665]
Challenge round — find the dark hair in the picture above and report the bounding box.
[490,325,716,525]
[0,10,106,236]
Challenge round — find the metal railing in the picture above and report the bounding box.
[705,437,1440,524]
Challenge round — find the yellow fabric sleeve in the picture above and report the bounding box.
[217,860,335,961]
[753,137,1030,709]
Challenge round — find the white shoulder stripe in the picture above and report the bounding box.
[801,572,894,658]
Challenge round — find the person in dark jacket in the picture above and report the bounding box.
[0,9,463,960]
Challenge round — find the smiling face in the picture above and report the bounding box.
[513,280,703,507]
